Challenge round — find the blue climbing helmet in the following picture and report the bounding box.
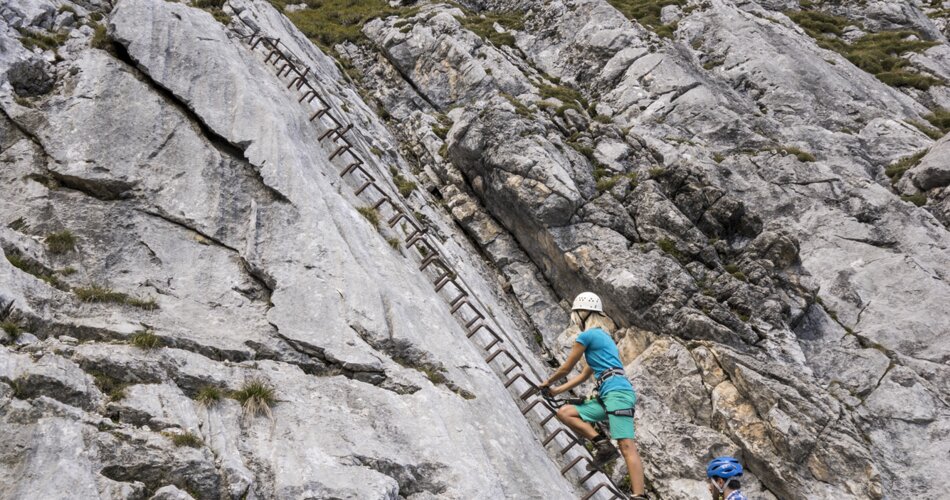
[706,456,743,479]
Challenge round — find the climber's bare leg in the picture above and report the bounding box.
[555,404,598,440]
[618,438,645,496]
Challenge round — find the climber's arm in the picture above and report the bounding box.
[551,364,593,395]
[540,342,587,388]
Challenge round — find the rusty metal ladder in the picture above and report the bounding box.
[225,14,628,500]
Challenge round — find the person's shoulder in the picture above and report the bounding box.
[589,327,610,340]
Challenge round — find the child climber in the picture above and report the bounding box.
[707,456,748,500]
[539,292,647,499]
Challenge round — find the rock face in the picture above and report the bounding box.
[2,0,950,499]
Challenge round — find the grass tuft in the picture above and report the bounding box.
[390,167,417,198]
[45,230,76,255]
[725,263,747,282]
[6,252,68,290]
[607,0,686,38]
[274,0,416,55]
[787,9,942,90]
[130,330,161,350]
[74,285,158,310]
[2,320,22,340]
[907,120,943,140]
[91,371,128,401]
[595,172,638,193]
[649,166,668,178]
[168,431,203,448]
[457,10,524,47]
[885,149,927,183]
[782,146,816,162]
[16,27,68,52]
[356,206,380,228]
[500,92,533,118]
[901,193,928,206]
[10,379,28,399]
[657,237,685,262]
[538,83,588,110]
[232,379,277,418]
[195,386,224,407]
[91,23,110,50]
[925,108,950,134]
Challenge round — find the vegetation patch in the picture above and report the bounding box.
[91,23,111,51]
[386,237,400,250]
[74,285,158,310]
[901,193,928,206]
[500,92,533,118]
[596,172,639,193]
[45,230,76,255]
[539,82,589,119]
[390,167,417,198]
[91,371,128,402]
[194,0,232,24]
[657,237,686,262]
[648,166,668,178]
[724,263,747,282]
[5,252,68,290]
[885,149,927,184]
[8,218,26,231]
[456,10,524,47]
[270,0,415,55]
[606,0,686,38]
[195,386,224,407]
[2,320,22,341]
[787,9,941,90]
[568,141,597,164]
[130,330,161,350]
[781,146,816,162]
[232,379,277,418]
[925,108,950,133]
[16,28,68,52]
[907,120,943,140]
[356,206,381,228]
[167,431,203,448]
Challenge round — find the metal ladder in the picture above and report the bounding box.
[225,14,628,500]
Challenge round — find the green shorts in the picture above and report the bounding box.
[575,390,637,440]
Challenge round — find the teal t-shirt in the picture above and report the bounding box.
[576,327,633,395]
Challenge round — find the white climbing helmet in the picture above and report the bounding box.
[571,292,603,312]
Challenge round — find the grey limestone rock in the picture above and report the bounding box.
[3,0,950,498]
[908,133,950,191]
[6,58,53,96]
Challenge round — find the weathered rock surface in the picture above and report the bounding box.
[2,0,950,499]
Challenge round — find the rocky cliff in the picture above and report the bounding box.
[1,0,949,499]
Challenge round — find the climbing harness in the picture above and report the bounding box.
[593,368,635,418]
[226,12,629,500]
[595,367,626,389]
